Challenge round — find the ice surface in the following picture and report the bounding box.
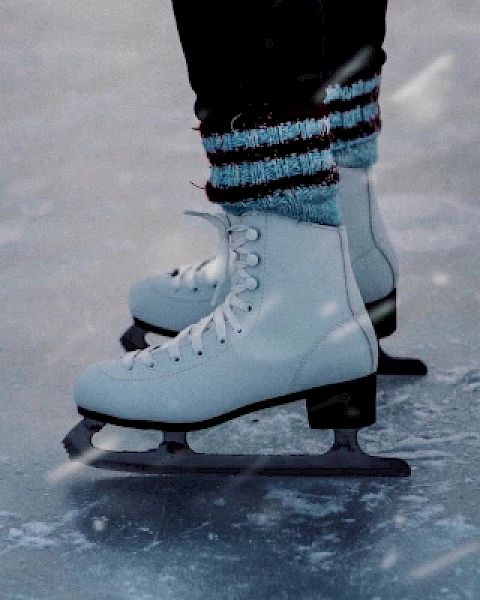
[1,0,480,599]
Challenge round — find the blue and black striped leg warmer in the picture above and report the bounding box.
[326,72,382,168]
[200,108,341,226]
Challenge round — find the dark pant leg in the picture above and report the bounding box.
[172,0,388,125]
[323,0,388,84]
[172,0,326,125]
[170,1,388,221]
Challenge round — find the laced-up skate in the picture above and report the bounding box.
[65,212,409,477]
[121,169,427,377]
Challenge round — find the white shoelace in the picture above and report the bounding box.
[123,212,259,370]
[172,210,229,306]
[169,211,231,306]
[170,259,214,291]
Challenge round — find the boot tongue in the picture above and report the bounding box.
[226,212,259,288]
[201,212,237,285]
[226,211,253,247]
[183,210,233,286]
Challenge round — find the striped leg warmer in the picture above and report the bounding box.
[200,108,341,226]
[326,73,382,168]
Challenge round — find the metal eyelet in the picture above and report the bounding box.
[246,254,259,267]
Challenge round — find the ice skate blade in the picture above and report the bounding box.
[120,318,177,351]
[63,420,410,477]
[378,346,428,377]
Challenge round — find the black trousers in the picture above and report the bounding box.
[171,1,388,125]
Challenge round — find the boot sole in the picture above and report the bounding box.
[68,373,410,477]
[78,373,377,432]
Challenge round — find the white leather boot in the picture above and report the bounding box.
[338,167,426,374]
[338,167,398,303]
[123,168,397,341]
[121,171,426,376]
[77,212,378,428]
[337,166,398,336]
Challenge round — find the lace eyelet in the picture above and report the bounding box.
[148,363,155,369]
[197,350,204,357]
[236,328,243,334]
[219,338,226,344]
[247,305,253,312]
[192,287,199,292]
[246,254,259,267]
[246,228,259,241]
[173,356,181,362]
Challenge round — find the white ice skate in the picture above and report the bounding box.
[120,168,427,376]
[65,212,409,477]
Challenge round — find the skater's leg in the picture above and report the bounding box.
[323,0,393,306]
[172,0,394,226]
[322,1,427,375]
[173,0,339,225]
[323,0,388,168]
[122,0,399,350]
[121,0,340,349]
[123,2,425,374]
[322,1,395,350]
[125,0,344,347]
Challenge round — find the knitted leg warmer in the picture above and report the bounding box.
[326,72,382,168]
[201,107,341,226]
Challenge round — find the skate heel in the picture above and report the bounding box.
[120,322,148,352]
[120,318,178,352]
[305,374,376,430]
[365,288,396,339]
[365,288,428,376]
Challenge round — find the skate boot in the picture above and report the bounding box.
[66,212,409,477]
[338,167,427,376]
[120,173,427,377]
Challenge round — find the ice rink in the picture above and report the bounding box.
[1,1,480,598]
